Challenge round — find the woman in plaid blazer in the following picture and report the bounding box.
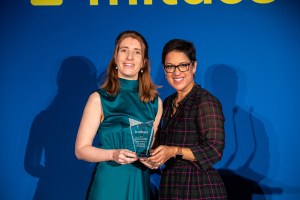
[146,39,227,199]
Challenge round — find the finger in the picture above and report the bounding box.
[147,155,160,163]
[114,150,130,164]
[151,145,165,156]
[123,150,137,158]
[140,160,154,169]
[159,160,164,166]
[126,157,138,164]
[141,160,159,169]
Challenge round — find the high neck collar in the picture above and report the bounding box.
[119,78,138,91]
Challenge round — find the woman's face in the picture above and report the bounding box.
[164,51,196,94]
[115,37,144,80]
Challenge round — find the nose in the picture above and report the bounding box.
[173,66,181,75]
[127,51,133,60]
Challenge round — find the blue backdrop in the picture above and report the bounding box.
[1,0,300,199]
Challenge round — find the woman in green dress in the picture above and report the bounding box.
[75,30,163,200]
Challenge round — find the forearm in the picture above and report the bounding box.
[194,95,225,169]
[181,147,197,161]
[167,146,196,161]
[190,140,224,169]
[75,145,115,163]
[151,146,197,163]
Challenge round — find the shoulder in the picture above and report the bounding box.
[151,96,162,112]
[157,96,163,104]
[157,97,163,109]
[88,91,101,105]
[192,85,222,109]
[95,88,108,96]
[94,88,116,102]
[155,97,163,117]
[163,92,177,106]
[82,91,103,117]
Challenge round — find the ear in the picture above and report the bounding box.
[143,58,148,66]
[192,61,197,74]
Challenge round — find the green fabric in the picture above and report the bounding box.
[88,78,158,200]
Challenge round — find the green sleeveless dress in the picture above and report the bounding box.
[88,78,158,200]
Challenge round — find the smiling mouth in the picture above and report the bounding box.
[124,63,135,67]
[173,77,184,82]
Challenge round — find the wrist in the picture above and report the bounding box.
[175,146,183,160]
[111,149,116,161]
[172,146,178,158]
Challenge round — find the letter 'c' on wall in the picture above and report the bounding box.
[31,0,62,6]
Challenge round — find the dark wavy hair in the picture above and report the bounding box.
[161,39,197,65]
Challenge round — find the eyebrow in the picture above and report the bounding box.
[165,61,190,65]
[119,46,142,51]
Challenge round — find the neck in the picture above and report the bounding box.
[176,82,195,102]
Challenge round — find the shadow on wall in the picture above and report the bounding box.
[203,64,283,200]
[24,56,98,200]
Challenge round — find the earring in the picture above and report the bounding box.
[140,69,144,73]
[116,66,118,70]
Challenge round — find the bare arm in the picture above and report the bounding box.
[153,97,163,135]
[75,92,137,163]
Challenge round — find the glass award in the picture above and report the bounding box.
[127,118,154,158]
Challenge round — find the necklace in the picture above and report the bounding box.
[172,97,179,110]
[171,84,196,111]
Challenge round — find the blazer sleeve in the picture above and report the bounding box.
[190,93,225,170]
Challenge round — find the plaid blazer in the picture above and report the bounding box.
[157,84,227,199]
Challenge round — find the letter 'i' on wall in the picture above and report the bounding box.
[31,0,62,6]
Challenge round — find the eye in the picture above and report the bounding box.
[119,48,127,53]
[180,63,189,67]
[135,50,141,55]
[165,65,174,69]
